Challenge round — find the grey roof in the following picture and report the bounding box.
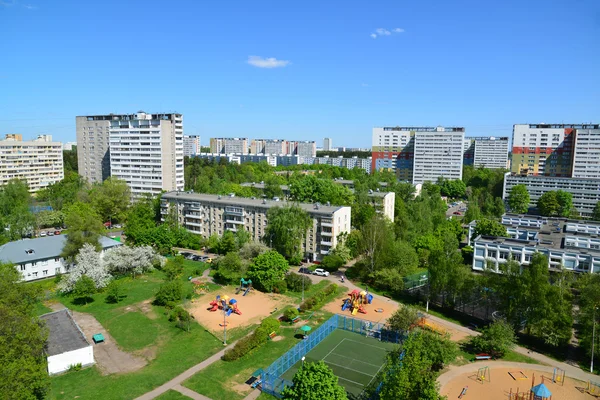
[0,235,122,264]
[240,182,391,198]
[40,309,90,356]
[162,191,348,215]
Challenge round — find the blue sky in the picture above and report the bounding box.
[1,0,599,147]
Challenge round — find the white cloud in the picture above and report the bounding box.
[370,27,405,38]
[247,56,290,69]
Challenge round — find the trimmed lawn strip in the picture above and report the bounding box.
[155,389,192,400]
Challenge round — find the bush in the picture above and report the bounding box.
[67,363,82,372]
[470,320,516,358]
[288,254,303,266]
[105,281,123,304]
[222,317,281,361]
[321,254,345,273]
[169,306,193,332]
[299,283,338,312]
[272,280,287,294]
[54,272,63,284]
[284,308,299,322]
[153,280,183,306]
[285,273,312,292]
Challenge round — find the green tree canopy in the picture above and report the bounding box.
[473,218,508,239]
[592,201,600,222]
[247,250,289,292]
[61,202,104,261]
[213,252,247,284]
[91,177,131,223]
[507,184,530,214]
[282,361,347,400]
[264,205,311,259]
[289,175,354,206]
[35,171,86,211]
[386,305,420,332]
[537,190,573,217]
[438,178,467,198]
[470,320,516,357]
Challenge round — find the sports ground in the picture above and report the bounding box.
[280,329,398,397]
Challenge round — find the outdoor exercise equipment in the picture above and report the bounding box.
[458,386,468,399]
[552,367,564,386]
[588,380,600,396]
[476,366,490,384]
[508,371,528,380]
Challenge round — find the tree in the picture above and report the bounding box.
[386,305,420,332]
[35,171,86,211]
[264,206,311,259]
[169,306,193,332]
[439,179,467,198]
[163,255,184,281]
[537,190,573,217]
[507,185,530,214]
[213,252,247,284]
[102,245,164,278]
[63,147,78,172]
[72,275,96,304]
[0,263,49,399]
[472,218,508,239]
[247,250,290,292]
[282,361,347,400]
[91,177,131,223]
[61,202,104,261]
[321,254,345,273]
[470,320,515,357]
[124,196,157,244]
[289,175,354,206]
[58,243,112,293]
[105,280,124,304]
[239,241,269,260]
[463,203,482,224]
[592,201,600,222]
[217,230,237,254]
[359,215,395,274]
[153,280,183,306]
[35,210,64,229]
[0,179,36,242]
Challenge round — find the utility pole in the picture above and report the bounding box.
[223,309,227,346]
[592,306,597,373]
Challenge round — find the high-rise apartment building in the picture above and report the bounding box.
[0,134,64,192]
[323,138,333,151]
[286,141,316,157]
[463,138,475,166]
[108,112,184,197]
[210,138,248,154]
[470,137,509,169]
[372,126,465,183]
[76,115,112,183]
[183,135,201,157]
[572,127,600,179]
[250,139,287,155]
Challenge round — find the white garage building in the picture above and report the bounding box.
[40,309,94,375]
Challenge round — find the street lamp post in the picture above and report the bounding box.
[592,306,598,373]
[223,309,228,346]
[301,356,305,368]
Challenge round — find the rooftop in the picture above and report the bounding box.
[517,123,599,129]
[240,182,392,198]
[162,191,348,215]
[379,126,465,132]
[40,309,90,356]
[0,235,122,264]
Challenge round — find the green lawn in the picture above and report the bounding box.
[34,301,53,316]
[183,311,334,400]
[105,311,160,351]
[455,340,543,366]
[285,280,331,302]
[155,389,192,399]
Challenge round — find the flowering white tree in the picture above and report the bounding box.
[103,245,165,278]
[58,243,112,293]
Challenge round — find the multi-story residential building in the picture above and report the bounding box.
[472,137,509,169]
[63,142,77,151]
[183,135,201,157]
[572,126,600,179]
[503,173,600,218]
[210,137,248,154]
[372,126,465,183]
[250,139,288,155]
[323,138,333,151]
[0,134,64,193]
[0,235,121,282]
[76,115,113,183]
[470,214,600,274]
[161,192,350,260]
[109,112,184,197]
[288,140,317,157]
[463,138,475,166]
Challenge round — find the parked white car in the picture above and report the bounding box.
[313,268,330,277]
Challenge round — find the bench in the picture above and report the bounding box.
[291,316,301,324]
[268,331,277,340]
[92,333,105,344]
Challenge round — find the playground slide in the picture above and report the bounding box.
[352,306,358,315]
[209,301,218,312]
[341,299,350,311]
[234,308,242,315]
[226,308,233,317]
[243,286,251,296]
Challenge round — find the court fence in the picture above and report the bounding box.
[261,314,406,398]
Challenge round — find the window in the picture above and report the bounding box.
[20,265,25,271]
[43,270,48,276]
[32,261,37,267]
[524,254,532,262]
[499,251,509,260]
[32,272,38,277]
[487,250,497,258]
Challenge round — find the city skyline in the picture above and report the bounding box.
[1,0,598,146]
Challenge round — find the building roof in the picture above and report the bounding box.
[0,235,122,264]
[40,309,90,356]
[240,182,392,198]
[162,191,348,215]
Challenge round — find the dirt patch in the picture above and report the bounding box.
[271,335,284,342]
[68,309,148,375]
[231,383,252,396]
[323,294,399,324]
[440,365,587,400]
[188,289,291,335]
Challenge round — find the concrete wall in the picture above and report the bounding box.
[47,346,94,375]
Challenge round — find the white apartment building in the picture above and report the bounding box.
[323,138,333,151]
[503,172,600,218]
[109,112,184,197]
[0,235,122,282]
[412,128,464,184]
[210,137,248,154]
[472,137,509,169]
[76,115,113,183]
[289,140,317,157]
[161,192,351,260]
[0,134,64,193]
[183,135,201,157]
[572,127,600,179]
[250,139,288,155]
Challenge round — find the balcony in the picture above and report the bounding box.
[225,207,244,216]
[225,218,244,224]
[321,230,333,236]
[185,221,202,227]
[320,249,330,255]
[320,240,332,246]
[321,219,333,228]
[184,213,202,220]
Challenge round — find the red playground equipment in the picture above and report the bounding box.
[346,289,368,315]
[208,295,242,316]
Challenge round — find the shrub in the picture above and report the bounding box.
[153,280,183,306]
[54,272,63,284]
[284,308,299,322]
[299,283,338,312]
[169,306,193,332]
[222,317,281,361]
[67,363,82,372]
[285,273,312,292]
[272,280,288,294]
[321,254,345,273]
[105,281,123,304]
[470,320,516,358]
[288,254,303,266]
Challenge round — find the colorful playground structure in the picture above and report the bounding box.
[416,315,447,335]
[341,289,373,315]
[508,372,553,400]
[208,295,242,316]
[236,278,252,296]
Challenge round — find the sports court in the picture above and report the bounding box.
[280,329,398,397]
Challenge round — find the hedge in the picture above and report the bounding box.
[222,317,281,361]
[299,283,339,312]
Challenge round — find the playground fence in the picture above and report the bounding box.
[261,314,406,398]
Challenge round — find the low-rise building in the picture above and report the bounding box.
[0,235,122,282]
[161,191,351,261]
[470,213,600,274]
[40,309,94,375]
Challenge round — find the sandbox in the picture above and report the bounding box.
[188,289,292,334]
[323,294,399,323]
[439,364,588,400]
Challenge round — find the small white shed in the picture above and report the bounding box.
[40,309,94,375]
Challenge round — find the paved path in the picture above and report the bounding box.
[242,389,262,400]
[134,343,234,400]
[172,384,211,400]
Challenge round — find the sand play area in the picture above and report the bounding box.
[439,363,589,400]
[188,289,292,334]
[323,293,399,323]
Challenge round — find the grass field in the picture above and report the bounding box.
[280,329,398,397]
